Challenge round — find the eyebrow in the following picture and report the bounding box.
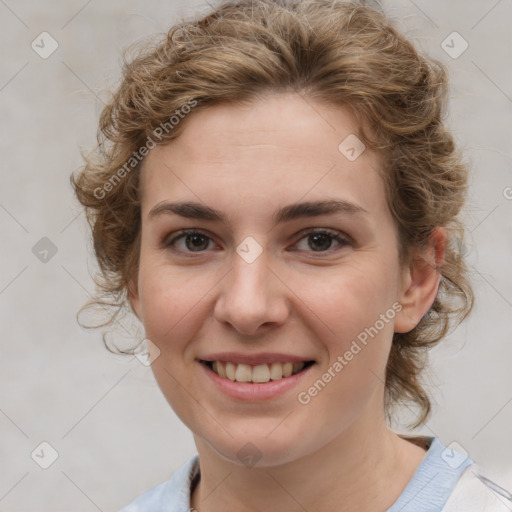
[148,199,369,225]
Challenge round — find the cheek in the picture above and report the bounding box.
[137,260,210,354]
[292,267,396,432]
[137,261,213,425]
[299,262,397,347]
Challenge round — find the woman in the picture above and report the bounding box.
[71,0,512,510]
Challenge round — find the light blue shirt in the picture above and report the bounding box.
[118,436,508,511]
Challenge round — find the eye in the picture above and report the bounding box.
[292,228,350,254]
[164,229,215,254]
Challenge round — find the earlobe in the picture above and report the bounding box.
[394,227,446,334]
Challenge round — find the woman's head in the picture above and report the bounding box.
[71,0,473,454]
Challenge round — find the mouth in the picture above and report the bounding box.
[199,360,315,384]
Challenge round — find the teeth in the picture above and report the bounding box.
[292,362,303,373]
[252,364,270,383]
[235,363,252,382]
[217,361,226,378]
[209,361,307,383]
[269,362,283,380]
[213,361,227,378]
[225,362,236,381]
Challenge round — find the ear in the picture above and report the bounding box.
[394,227,446,334]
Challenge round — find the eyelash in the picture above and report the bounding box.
[163,228,351,257]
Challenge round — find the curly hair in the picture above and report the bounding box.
[71,0,474,429]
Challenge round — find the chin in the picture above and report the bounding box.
[196,422,319,469]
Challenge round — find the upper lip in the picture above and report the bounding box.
[198,352,315,365]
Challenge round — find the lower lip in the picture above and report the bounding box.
[199,361,314,401]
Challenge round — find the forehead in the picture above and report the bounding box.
[139,93,388,226]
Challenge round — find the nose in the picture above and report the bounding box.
[213,248,290,336]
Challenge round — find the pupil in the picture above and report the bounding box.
[309,233,331,251]
[187,234,208,251]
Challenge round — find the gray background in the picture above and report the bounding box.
[0,0,511,510]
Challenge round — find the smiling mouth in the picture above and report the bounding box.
[200,360,315,383]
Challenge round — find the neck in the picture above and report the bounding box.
[190,406,427,512]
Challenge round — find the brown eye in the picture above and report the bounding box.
[165,229,213,253]
[293,229,350,253]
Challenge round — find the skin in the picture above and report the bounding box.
[129,91,446,512]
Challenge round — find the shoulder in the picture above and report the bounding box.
[118,455,199,512]
[442,463,512,512]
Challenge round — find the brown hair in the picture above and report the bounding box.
[71,0,474,428]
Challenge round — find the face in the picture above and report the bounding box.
[129,92,431,467]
